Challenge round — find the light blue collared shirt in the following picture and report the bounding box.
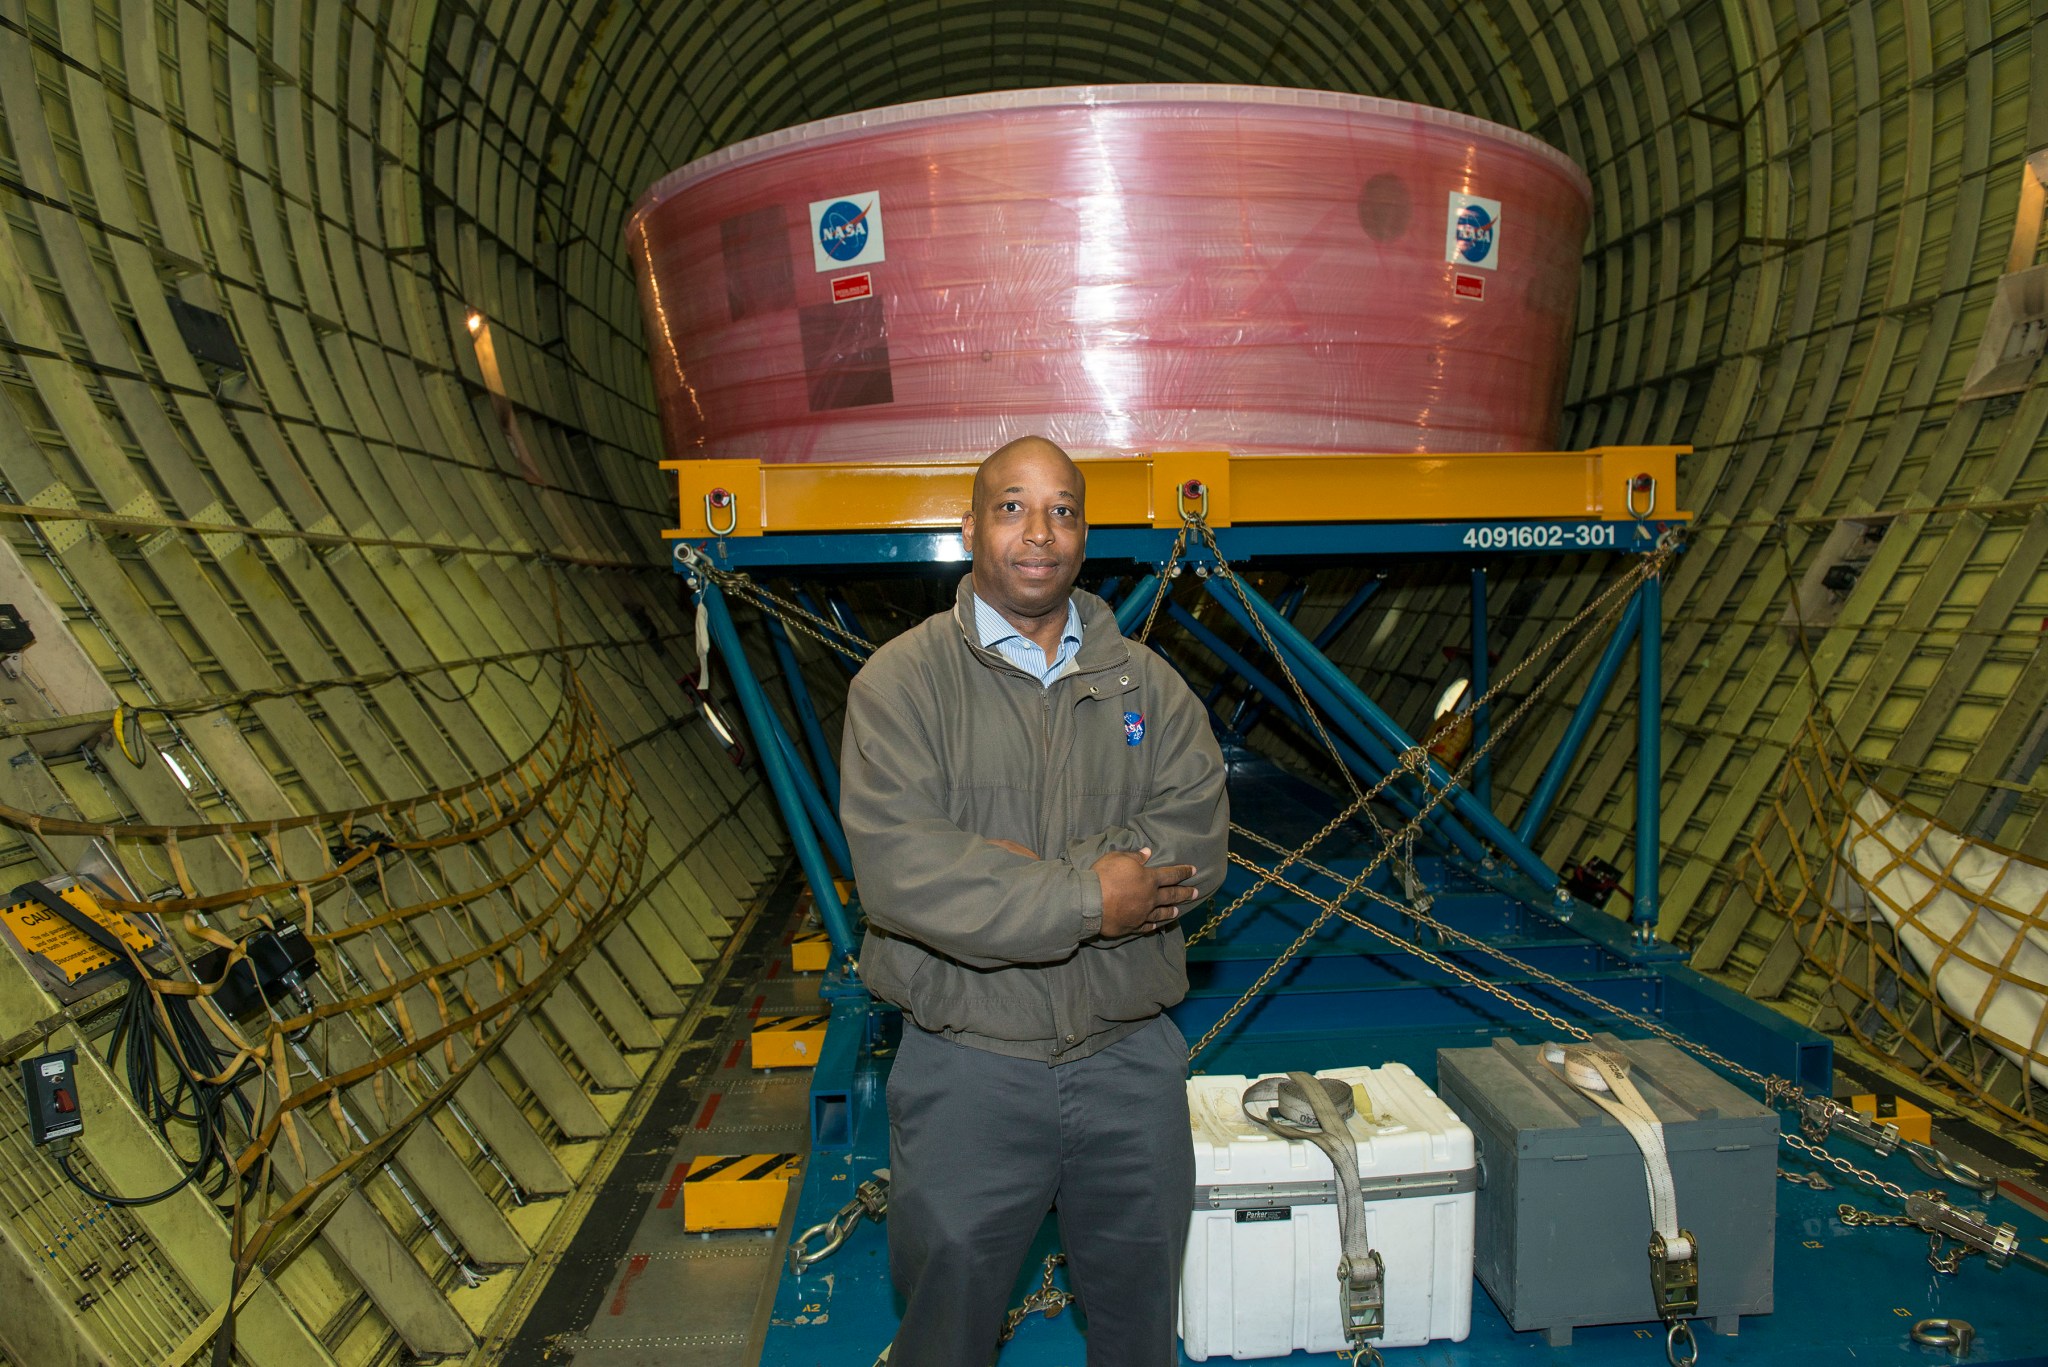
[973,593,1084,687]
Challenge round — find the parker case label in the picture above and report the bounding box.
[1235,1206,1292,1223]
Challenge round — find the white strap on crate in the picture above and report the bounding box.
[1241,1072,1386,1348]
[1543,1044,1693,1261]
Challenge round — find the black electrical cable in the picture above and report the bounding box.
[14,882,263,1208]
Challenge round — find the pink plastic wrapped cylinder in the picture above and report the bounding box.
[627,86,1592,463]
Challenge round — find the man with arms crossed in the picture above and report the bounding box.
[840,435,1229,1365]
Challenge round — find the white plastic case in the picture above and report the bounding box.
[1179,1062,1476,1360]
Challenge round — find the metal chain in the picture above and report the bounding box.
[1133,522,1193,645]
[1184,795,1369,945]
[996,1253,1074,1343]
[1185,541,1673,1060]
[788,1172,889,1275]
[1782,1134,1910,1201]
[1196,521,1368,807]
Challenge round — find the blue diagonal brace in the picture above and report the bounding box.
[764,614,842,811]
[1513,592,1645,848]
[1164,601,1484,860]
[1204,575,1565,894]
[697,580,857,958]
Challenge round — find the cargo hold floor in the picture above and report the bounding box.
[492,873,819,1367]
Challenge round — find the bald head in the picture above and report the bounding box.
[962,435,1088,639]
[972,436,1084,515]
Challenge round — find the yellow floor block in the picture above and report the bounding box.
[683,1152,801,1231]
[790,931,832,972]
[751,1012,831,1068]
[1850,1093,1932,1146]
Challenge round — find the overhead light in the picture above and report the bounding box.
[465,311,484,334]
[162,751,195,790]
[1433,677,1470,720]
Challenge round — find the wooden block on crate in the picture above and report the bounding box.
[751,1012,831,1068]
[682,1152,801,1232]
[790,931,832,973]
[1851,1093,1931,1146]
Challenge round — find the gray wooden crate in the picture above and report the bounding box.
[1435,1034,1778,1346]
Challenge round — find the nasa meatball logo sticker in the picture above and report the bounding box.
[1123,712,1145,746]
[1446,192,1502,270]
[809,192,886,271]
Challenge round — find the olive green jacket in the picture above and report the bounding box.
[840,576,1229,1064]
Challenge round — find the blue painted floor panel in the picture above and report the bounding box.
[762,755,2048,1365]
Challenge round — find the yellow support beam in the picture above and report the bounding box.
[662,446,1689,539]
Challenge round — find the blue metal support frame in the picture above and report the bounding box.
[767,722,854,880]
[791,585,867,677]
[1232,576,1382,736]
[1213,582,1303,722]
[682,519,1672,571]
[1112,574,1162,637]
[1636,567,1663,928]
[1470,567,1492,808]
[826,589,875,654]
[695,580,858,958]
[764,614,842,811]
[1512,593,1645,847]
[1165,600,1487,862]
[1204,576,1563,893]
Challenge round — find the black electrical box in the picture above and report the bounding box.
[0,603,33,653]
[20,1048,83,1144]
[189,924,319,1018]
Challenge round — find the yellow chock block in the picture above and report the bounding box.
[1851,1093,1931,1146]
[795,879,856,917]
[790,932,832,973]
[682,1152,801,1232]
[751,1012,830,1068]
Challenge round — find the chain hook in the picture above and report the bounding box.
[1665,1320,1698,1367]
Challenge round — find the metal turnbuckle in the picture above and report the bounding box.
[1796,1095,1901,1157]
[1648,1229,1701,1320]
[1902,1192,2021,1271]
[788,1170,889,1275]
[1339,1248,1386,1345]
[1912,1318,1976,1355]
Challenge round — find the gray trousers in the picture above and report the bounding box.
[885,1014,1194,1367]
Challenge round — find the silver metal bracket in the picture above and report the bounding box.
[1648,1229,1700,1320]
[1797,1095,1900,1156]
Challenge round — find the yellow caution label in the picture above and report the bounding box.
[0,886,155,984]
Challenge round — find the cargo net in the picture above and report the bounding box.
[1733,716,2048,1140]
[0,664,648,1286]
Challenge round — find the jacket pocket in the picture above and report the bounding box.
[1089,931,1188,1024]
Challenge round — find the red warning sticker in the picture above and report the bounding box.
[1454,273,1485,300]
[831,272,873,303]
